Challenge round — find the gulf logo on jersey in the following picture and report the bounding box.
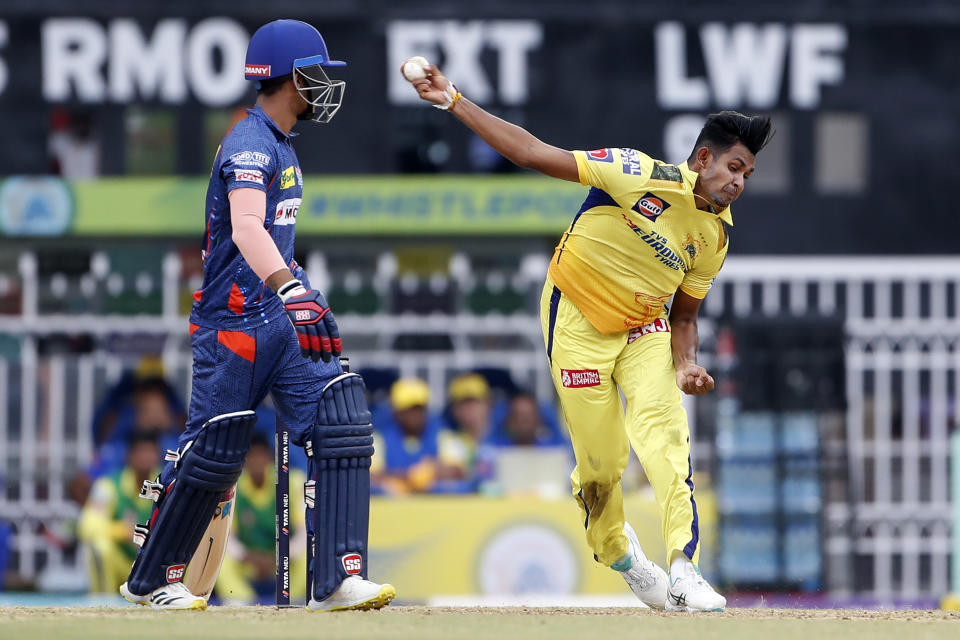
[586,148,614,163]
[632,192,671,221]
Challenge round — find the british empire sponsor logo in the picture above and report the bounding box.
[560,369,601,388]
[245,64,271,77]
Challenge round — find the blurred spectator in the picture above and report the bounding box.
[89,357,184,478]
[443,373,499,490]
[48,109,100,180]
[371,378,467,494]
[215,433,306,604]
[446,373,496,443]
[78,432,160,593]
[490,392,566,447]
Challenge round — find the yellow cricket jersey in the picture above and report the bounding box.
[547,147,732,334]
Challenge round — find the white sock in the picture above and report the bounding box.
[670,555,693,582]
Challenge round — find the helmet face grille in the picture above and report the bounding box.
[294,64,345,124]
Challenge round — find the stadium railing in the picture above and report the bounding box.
[0,250,956,601]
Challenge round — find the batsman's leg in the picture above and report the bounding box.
[302,372,395,611]
[120,410,258,610]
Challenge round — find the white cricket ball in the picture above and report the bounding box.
[402,56,430,82]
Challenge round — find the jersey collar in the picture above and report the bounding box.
[680,161,733,226]
[249,105,299,139]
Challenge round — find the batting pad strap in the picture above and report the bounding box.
[309,425,375,460]
[133,524,150,548]
[125,410,257,596]
[139,478,164,502]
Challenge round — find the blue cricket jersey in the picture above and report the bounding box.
[190,105,306,331]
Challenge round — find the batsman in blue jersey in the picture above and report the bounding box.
[119,19,395,611]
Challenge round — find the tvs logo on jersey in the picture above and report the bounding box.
[234,169,264,185]
[280,166,296,189]
[627,318,670,343]
[245,64,271,77]
[560,369,601,388]
[274,198,301,226]
[166,564,186,583]
[586,148,614,163]
[632,193,671,221]
[341,553,363,575]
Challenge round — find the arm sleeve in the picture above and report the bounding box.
[679,238,728,299]
[229,188,289,283]
[572,148,652,208]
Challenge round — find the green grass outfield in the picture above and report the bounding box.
[1,606,957,640]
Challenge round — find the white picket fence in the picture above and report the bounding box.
[0,251,956,601]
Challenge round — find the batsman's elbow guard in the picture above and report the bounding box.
[305,373,375,601]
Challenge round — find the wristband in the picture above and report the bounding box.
[433,83,462,111]
[277,279,307,303]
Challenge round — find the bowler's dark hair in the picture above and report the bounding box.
[688,111,773,161]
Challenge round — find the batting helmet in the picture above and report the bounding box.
[244,19,346,123]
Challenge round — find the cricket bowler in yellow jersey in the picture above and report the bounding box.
[403,57,772,612]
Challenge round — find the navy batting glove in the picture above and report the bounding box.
[278,280,342,363]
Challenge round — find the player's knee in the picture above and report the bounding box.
[577,480,617,518]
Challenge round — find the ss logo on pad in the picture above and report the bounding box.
[341,553,362,575]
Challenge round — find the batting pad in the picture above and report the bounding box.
[126,410,257,596]
[306,373,374,601]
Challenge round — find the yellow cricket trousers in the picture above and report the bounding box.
[540,278,700,566]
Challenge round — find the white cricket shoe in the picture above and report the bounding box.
[665,563,726,612]
[616,522,669,610]
[120,581,207,610]
[307,575,397,612]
